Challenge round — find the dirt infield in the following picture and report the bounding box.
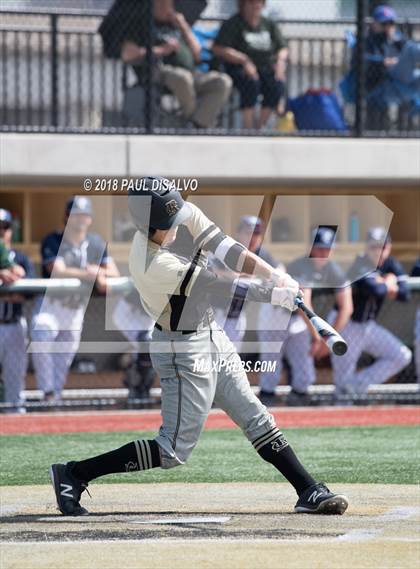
[1,483,419,569]
[1,406,419,435]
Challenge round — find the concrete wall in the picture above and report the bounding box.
[2,133,420,186]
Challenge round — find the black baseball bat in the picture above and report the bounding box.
[295,296,348,356]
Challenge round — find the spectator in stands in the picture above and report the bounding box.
[411,258,420,382]
[114,0,232,128]
[213,0,288,129]
[357,5,420,129]
[332,228,412,402]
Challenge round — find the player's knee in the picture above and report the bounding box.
[399,345,412,368]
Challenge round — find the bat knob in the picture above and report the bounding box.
[333,340,348,356]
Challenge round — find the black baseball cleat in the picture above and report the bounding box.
[49,462,90,516]
[294,482,348,515]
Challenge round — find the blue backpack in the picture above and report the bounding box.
[289,89,348,132]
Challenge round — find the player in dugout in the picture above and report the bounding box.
[332,227,412,400]
[0,209,34,413]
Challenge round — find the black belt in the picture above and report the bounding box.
[0,318,20,325]
[154,308,214,335]
[154,322,196,334]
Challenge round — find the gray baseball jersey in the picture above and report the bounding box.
[129,202,282,468]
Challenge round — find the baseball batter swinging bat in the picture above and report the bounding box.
[294,296,348,356]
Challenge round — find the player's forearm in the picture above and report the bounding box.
[332,289,353,332]
[300,289,320,341]
[101,260,120,278]
[237,249,273,281]
[50,266,95,280]
[331,309,352,333]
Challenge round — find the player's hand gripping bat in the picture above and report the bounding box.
[294,295,348,356]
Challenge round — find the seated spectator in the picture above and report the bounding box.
[213,0,288,129]
[117,0,232,128]
[355,4,420,129]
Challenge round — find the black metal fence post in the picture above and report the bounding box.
[144,0,154,133]
[355,0,367,136]
[50,13,58,127]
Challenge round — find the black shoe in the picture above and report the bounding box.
[294,482,348,515]
[286,390,310,407]
[49,462,90,516]
[258,390,276,406]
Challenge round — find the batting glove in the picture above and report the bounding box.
[271,286,299,312]
[270,269,299,292]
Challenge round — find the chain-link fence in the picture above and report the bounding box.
[0,278,418,412]
[1,0,419,135]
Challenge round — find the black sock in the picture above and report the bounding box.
[71,439,161,483]
[253,428,316,495]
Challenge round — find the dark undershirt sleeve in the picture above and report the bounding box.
[190,269,273,303]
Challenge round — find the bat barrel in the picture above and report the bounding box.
[295,296,348,356]
[325,336,348,356]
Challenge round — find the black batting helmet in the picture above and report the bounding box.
[128,177,192,232]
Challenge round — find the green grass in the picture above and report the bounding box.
[0,426,419,486]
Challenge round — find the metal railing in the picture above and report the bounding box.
[0,7,419,136]
[0,276,418,411]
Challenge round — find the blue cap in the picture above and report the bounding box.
[312,226,337,249]
[0,208,13,224]
[237,215,263,234]
[373,5,397,23]
[366,226,391,245]
[66,196,93,216]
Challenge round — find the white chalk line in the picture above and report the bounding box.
[372,506,420,521]
[35,515,231,524]
[130,516,231,525]
[338,506,420,543]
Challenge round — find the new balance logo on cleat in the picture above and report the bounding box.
[308,490,323,504]
[295,482,349,515]
[59,483,74,498]
[49,462,90,516]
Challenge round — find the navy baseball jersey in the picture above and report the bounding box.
[287,256,348,295]
[412,257,420,277]
[348,254,409,323]
[0,249,34,322]
[41,232,110,278]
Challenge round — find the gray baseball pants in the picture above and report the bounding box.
[150,319,277,469]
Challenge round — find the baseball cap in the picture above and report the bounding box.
[237,215,263,234]
[66,196,93,216]
[366,226,391,245]
[0,208,13,225]
[373,5,397,23]
[311,226,337,249]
